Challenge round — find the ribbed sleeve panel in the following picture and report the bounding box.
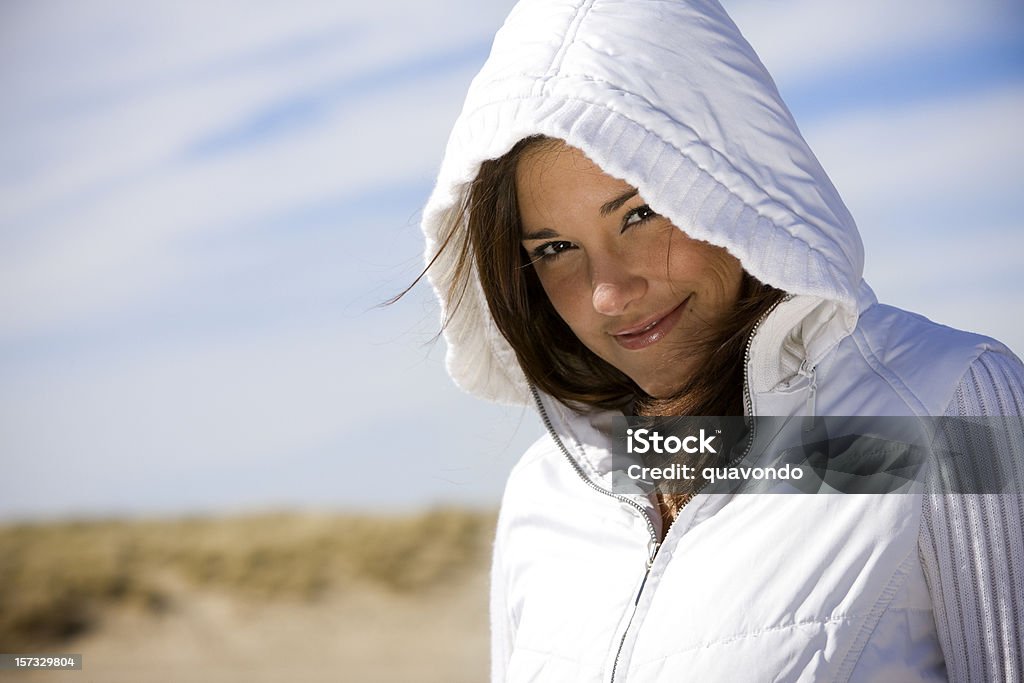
[920,350,1024,682]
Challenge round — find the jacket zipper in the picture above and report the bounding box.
[529,384,662,554]
[529,385,660,683]
[530,294,792,683]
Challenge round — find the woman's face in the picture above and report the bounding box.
[517,141,743,398]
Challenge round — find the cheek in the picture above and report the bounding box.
[534,267,596,336]
[668,238,742,294]
[718,253,744,295]
[704,249,743,290]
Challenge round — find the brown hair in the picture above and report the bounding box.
[432,135,784,417]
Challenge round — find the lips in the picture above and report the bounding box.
[611,296,691,351]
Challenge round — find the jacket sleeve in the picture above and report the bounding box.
[490,508,515,682]
[918,349,1024,682]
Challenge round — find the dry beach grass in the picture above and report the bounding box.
[0,509,495,682]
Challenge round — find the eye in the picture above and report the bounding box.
[622,204,658,231]
[530,240,576,262]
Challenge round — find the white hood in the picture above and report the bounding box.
[422,0,869,405]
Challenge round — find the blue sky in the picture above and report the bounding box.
[1,0,1022,519]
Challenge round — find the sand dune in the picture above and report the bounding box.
[0,510,492,682]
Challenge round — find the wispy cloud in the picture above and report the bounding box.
[731,0,1024,85]
[806,83,1024,213]
[183,40,492,160]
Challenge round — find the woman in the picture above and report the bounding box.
[418,0,1024,680]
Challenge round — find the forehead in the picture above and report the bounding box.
[515,142,634,227]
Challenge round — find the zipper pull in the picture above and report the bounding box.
[799,361,817,432]
[635,542,660,605]
[647,541,660,570]
[630,540,663,606]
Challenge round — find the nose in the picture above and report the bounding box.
[591,259,647,316]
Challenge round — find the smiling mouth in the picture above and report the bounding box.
[611,296,691,351]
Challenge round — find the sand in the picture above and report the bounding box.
[1,568,489,683]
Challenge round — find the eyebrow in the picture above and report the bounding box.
[521,227,559,241]
[600,188,639,216]
[521,188,641,241]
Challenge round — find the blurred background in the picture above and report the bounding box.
[1,0,1022,680]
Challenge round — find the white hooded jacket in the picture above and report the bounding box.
[420,1,1024,680]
